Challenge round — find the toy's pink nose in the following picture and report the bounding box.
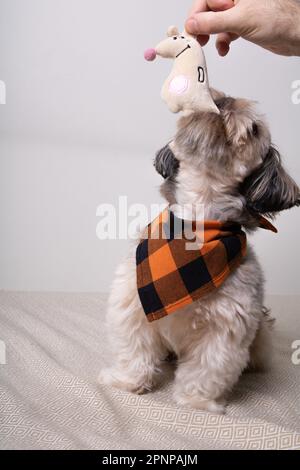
[144,48,157,61]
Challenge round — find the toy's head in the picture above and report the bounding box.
[144,26,196,61]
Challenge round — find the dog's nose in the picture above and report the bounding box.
[144,48,157,61]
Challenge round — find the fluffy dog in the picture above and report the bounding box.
[99,90,299,413]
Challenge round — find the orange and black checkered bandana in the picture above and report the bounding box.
[137,208,277,322]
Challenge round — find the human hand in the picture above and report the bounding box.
[186,0,300,56]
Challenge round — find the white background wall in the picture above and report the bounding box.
[0,0,299,294]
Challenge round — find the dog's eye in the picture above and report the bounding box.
[181,36,185,39]
[173,37,178,40]
[252,123,259,137]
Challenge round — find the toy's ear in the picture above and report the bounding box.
[167,26,179,37]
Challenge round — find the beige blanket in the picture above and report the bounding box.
[0,292,299,450]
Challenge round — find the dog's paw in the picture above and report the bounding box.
[174,392,226,414]
[98,368,117,387]
[98,368,152,395]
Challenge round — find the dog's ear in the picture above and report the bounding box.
[218,97,255,146]
[210,88,226,104]
[154,144,179,179]
[241,145,300,215]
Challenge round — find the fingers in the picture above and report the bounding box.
[188,0,210,44]
[216,32,239,56]
[207,0,235,12]
[189,0,209,16]
[187,0,238,53]
[197,34,210,46]
[186,9,239,36]
[189,0,234,16]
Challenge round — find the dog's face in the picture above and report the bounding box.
[155,94,299,216]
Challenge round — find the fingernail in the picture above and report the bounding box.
[186,18,197,34]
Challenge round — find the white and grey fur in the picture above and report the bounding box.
[99,90,299,413]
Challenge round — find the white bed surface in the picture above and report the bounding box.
[0,291,299,450]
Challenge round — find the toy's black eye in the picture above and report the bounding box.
[173,36,177,40]
[252,123,259,137]
[181,36,185,39]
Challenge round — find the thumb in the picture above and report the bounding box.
[186,9,240,35]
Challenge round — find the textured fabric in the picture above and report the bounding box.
[137,209,275,322]
[0,292,299,450]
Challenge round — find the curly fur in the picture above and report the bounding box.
[99,90,299,413]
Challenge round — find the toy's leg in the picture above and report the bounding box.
[99,253,167,394]
[167,102,181,113]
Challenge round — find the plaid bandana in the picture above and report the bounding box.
[136,208,276,322]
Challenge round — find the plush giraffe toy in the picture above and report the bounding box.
[144,26,219,115]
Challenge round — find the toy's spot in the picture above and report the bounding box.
[169,75,189,95]
[144,48,157,62]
